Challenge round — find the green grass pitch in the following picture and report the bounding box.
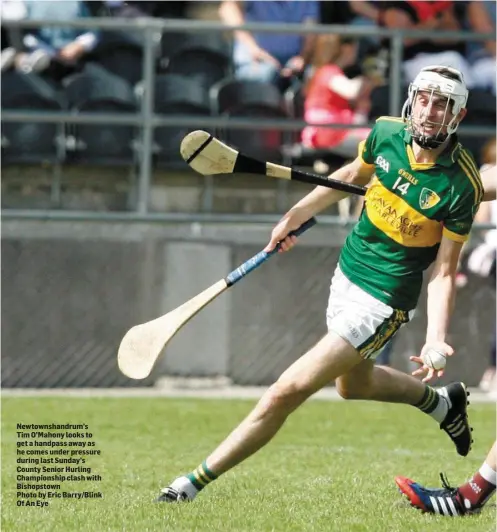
[2,397,495,531]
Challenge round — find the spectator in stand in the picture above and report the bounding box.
[349,0,382,27]
[0,0,26,72]
[466,0,496,95]
[11,0,98,75]
[301,34,376,158]
[347,1,382,59]
[381,1,474,87]
[219,0,319,89]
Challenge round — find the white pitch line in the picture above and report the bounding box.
[1,386,496,403]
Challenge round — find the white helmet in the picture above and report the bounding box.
[401,65,468,149]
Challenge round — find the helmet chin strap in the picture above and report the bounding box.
[411,115,459,150]
[410,110,457,150]
[412,131,449,150]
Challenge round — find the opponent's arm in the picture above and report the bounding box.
[265,157,374,251]
[481,165,496,202]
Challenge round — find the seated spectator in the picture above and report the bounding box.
[381,1,474,87]
[466,0,496,95]
[347,1,382,59]
[12,0,98,75]
[349,0,382,25]
[1,0,27,72]
[301,34,375,158]
[219,0,319,89]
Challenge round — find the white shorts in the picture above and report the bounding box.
[326,266,413,359]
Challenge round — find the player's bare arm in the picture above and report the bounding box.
[482,164,496,202]
[411,236,464,382]
[265,157,374,252]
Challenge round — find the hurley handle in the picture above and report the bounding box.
[225,217,317,287]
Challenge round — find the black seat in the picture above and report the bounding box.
[159,31,189,64]
[211,78,288,162]
[1,71,65,164]
[460,89,496,166]
[161,31,230,63]
[154,73,210,112]
[466,88,496,130]
[164,33,231,90]
[213,78,283,115]
[153,74,211,167]
[88,31,144,86]
[168,49,231,91]
[64,64,138,165]
[369,84,409,120]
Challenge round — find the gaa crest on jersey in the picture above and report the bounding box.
[375,155,390,173]
[419,188,440,210]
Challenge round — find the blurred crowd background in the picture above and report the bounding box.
[1,1,495,391]
[1,0,495,174]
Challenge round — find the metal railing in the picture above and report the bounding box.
[1,17,495,217]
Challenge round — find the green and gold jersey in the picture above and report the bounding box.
[339,116,483,311]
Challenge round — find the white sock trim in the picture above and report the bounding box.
[429,394,449,423]
[479,463,497,486]
[170,476,199,500]
[437,387,452,409]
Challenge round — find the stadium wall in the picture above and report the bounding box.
[2,220,494,388]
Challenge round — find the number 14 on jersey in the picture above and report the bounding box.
[392,177,411,195]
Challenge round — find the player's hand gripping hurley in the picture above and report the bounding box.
[118,218,316,380]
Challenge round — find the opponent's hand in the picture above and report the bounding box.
[263,216,302,253]
[410,341,454,383]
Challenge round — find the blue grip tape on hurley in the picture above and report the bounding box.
[225,217,316,286]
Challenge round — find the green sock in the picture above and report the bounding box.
[186,461,218,491]
[415,385,440,413]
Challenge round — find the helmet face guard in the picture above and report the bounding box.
[401,66,468,149]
